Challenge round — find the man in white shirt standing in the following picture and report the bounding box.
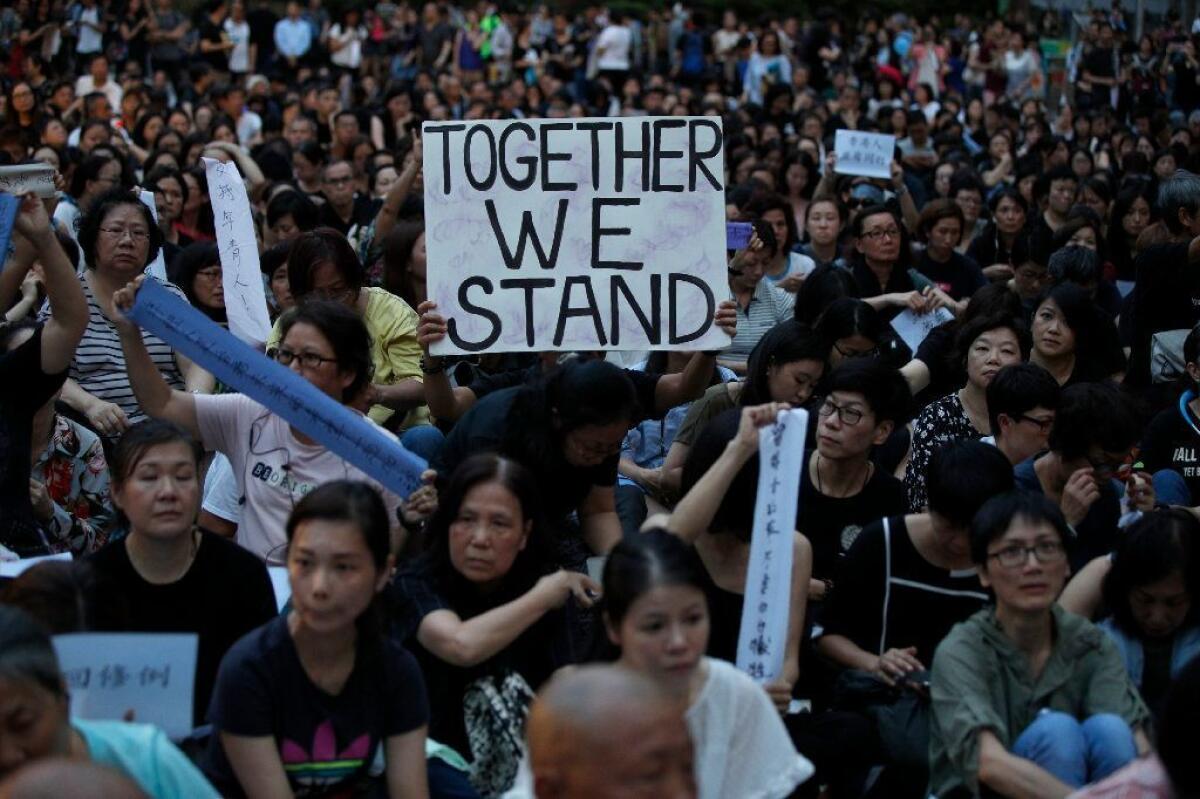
[594,10,632,90]
[274,1,312,68]
[74,54,122,114]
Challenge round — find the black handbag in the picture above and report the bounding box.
[832,669,931,770]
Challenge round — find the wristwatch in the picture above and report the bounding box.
[420,355,445,375]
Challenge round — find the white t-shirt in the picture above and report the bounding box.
[503,659,813,799]
[201,452,241,524]
[75,6,103,54]
[224,19,251,73]
[74,75,122,111]
[194,393,403,564]
[328,23,365,69]
[595,24,632,70]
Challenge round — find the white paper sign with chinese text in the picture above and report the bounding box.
[736,408,807,683]
[834,130,895,180]
[890,306,954,354]
[203,157,272,347]
[53,632,198,739]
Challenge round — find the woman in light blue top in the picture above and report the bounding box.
[0,604,218,798]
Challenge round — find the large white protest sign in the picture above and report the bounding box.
[423,118,732,355]
[53,633,198,739]
[139,190,168,283]
[737,408,807,684]
[834,130,895,180]
[890,307,954,354]
[0,163,56,198]
[203,157,272,347]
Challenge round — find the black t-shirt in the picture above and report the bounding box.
[198,18,228,70]
[389,560,572,759]
[88,532,277,726]
[798,452,907,581]
[0,326,67,556]
[204,615,428,798]
[1015,457,1122,571]
[1140,401,1200,505]
[913,320,962,407]
[433,387,618,523]
[247,7,279,55]
[418,22,454,65]
[915,250,986,302]
[468,363,662,424]
[1129,243,1199,387]
[317,194,375,235]
[821,515,989,666]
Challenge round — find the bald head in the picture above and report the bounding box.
[527,665,695,799]
[0,759,148,799]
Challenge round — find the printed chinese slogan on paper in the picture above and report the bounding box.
[422,117,733,355]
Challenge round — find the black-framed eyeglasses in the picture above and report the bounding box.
[818,398,865,426]
[987,541,1066,569]
[860,226,901,241]
[1085,452,1128,478]
[1016,414,1054,433]
[272,347,338,369]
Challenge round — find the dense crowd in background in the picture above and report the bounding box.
[4,0,1200,797]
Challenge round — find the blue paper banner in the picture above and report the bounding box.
[126,279,427,497]
[0,194,21,271]
[726,221,752,250]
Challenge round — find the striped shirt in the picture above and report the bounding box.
[725,279,795,362]
[42,274,187,426]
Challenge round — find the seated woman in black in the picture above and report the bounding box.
[391,454,593,795]
[429,359,639,556]
[205,481,429,799]
[88,419,276,728]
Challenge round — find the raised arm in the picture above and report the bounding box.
[2,195,87,375]
[111,276,201,437]
[665,403,788,544]
[373,137,421,242]
[1057,555,1111,619]
[416,300,478,422]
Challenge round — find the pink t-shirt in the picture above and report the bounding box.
[195,394,402,563]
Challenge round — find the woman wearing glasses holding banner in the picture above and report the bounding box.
[928,491,1151,798]
[111,278,405,565]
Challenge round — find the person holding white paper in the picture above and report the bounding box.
[507,529,812,799]
[0,605,219,798]
[88,419,276,727]
[904,313,1027,512]
[665,403,812,714]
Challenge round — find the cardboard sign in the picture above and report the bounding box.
[422,118,732,355]
[53,633,198,739]
[0,164,56,198]
[737,408,807,684]
[833,130,895,179]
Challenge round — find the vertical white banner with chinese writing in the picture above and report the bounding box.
[203,157,272,347]
[736,408,808,683]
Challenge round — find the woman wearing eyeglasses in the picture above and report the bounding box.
[928,491,1150,799]
[849,204,945,323]
[48,189,214,441]
[266,228,440,459]
[112,281,405,565]
[171,241,227,326]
